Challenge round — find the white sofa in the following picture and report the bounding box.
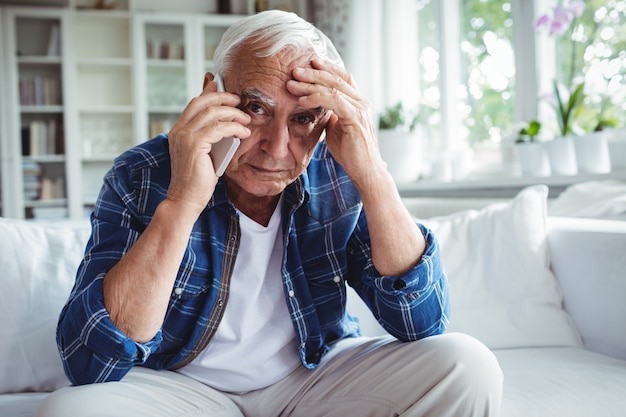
[1,184,625,417]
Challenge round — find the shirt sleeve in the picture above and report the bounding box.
[348,217,450,341]
[56,162,162,385]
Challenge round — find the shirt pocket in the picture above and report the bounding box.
[164,270,213,344]
[170,266,212,301]
[301,256,347,289]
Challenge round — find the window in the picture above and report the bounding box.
[547,0,626,133]
[411,0,626,177]
[313,0,625,180]
[460,1,515,146]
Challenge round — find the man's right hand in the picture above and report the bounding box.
[166,75,251,218]
[102,76,250,344]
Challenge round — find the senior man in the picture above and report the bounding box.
[37,10,502,417]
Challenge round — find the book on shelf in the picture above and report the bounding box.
[19,76,62,106]
[47,24,61,57]
[21,159,66,202]
[22,119,63,156]
[146,39,185,60]
[150,118,174,138]
[22,159,42,201]
[39,176,65,200]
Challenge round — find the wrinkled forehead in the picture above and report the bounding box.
[230,41,316,82]
[224,42,327,117]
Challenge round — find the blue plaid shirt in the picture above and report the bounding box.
[57,135,449,386]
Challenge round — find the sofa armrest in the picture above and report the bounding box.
[547,217,626,360]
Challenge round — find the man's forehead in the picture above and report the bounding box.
[229,47,322,111]
[234,43,316,74]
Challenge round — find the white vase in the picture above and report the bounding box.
[378,129,423,183]
[573,132,611,174]
[515,142,551,177]
[608,139,626,171]
[607,127,626,171]
[545,136,578,175]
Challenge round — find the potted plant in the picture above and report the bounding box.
[595,116,626,171]
[544,80,583,175]
[515,120,542,144]
[514,120,551,177]
[378,102,419,132]
[553,80,585,137]
[559,83,612,174]
[377,102,422,183]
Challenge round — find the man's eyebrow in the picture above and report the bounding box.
[240,87,326,116]
[240,88,276,107]
[308,106,326,116]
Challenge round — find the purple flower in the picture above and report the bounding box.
[551,6,574,35]
[534,0,586,37]
[535,14,551,30]
[569,0,585,18]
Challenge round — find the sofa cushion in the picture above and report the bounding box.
[548,217,626,360]
[548,179,626,220]
[0,218,91,393]
[419,185,582,349]
[0,392,50,417]
[495,347,626,417]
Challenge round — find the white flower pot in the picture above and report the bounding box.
[515,142,551,177]
[608,139,626,171]
[573,132,611,174]
[607,128,626,171]
[545,136,578,175]
[378,129,423,183]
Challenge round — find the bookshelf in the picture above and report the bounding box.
[133,14,194,142]
[2,6,73,219]
[68,9,137,212]
[0,2,309,220]
[197,14,244,77]
[134,12,245,145]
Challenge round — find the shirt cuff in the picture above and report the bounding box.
[372,224,441,296]
[66,274,162,364]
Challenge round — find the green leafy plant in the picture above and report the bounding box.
[593,104,619,132]
[553,80,585,136]
[515,120,542,144]
[378,102,419,132]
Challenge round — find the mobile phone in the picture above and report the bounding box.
[210,74,241,177]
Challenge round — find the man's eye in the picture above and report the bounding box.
[247,103,265,115]
[294,114,314,125]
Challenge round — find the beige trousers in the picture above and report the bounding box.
[36,333,503,417]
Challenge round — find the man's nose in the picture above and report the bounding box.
[260,119,290,159]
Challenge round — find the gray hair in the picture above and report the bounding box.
[213,10,344,77]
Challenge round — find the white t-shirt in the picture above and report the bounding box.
[177,200,301,392]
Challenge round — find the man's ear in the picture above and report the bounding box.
[203,72,216,93]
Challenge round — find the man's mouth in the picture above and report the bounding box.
[249,165,286,176]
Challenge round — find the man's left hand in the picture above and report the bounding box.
[287,59,386,189]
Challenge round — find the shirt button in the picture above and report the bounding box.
[333,275,341,283]
[288,290,295,297]
[173,287,183,295]
[217,298,224,307]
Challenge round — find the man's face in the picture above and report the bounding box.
[222,47,329,199]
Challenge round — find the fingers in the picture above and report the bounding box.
[287,60,365,116]
[172,81,251,145]
[285,59,380,180]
